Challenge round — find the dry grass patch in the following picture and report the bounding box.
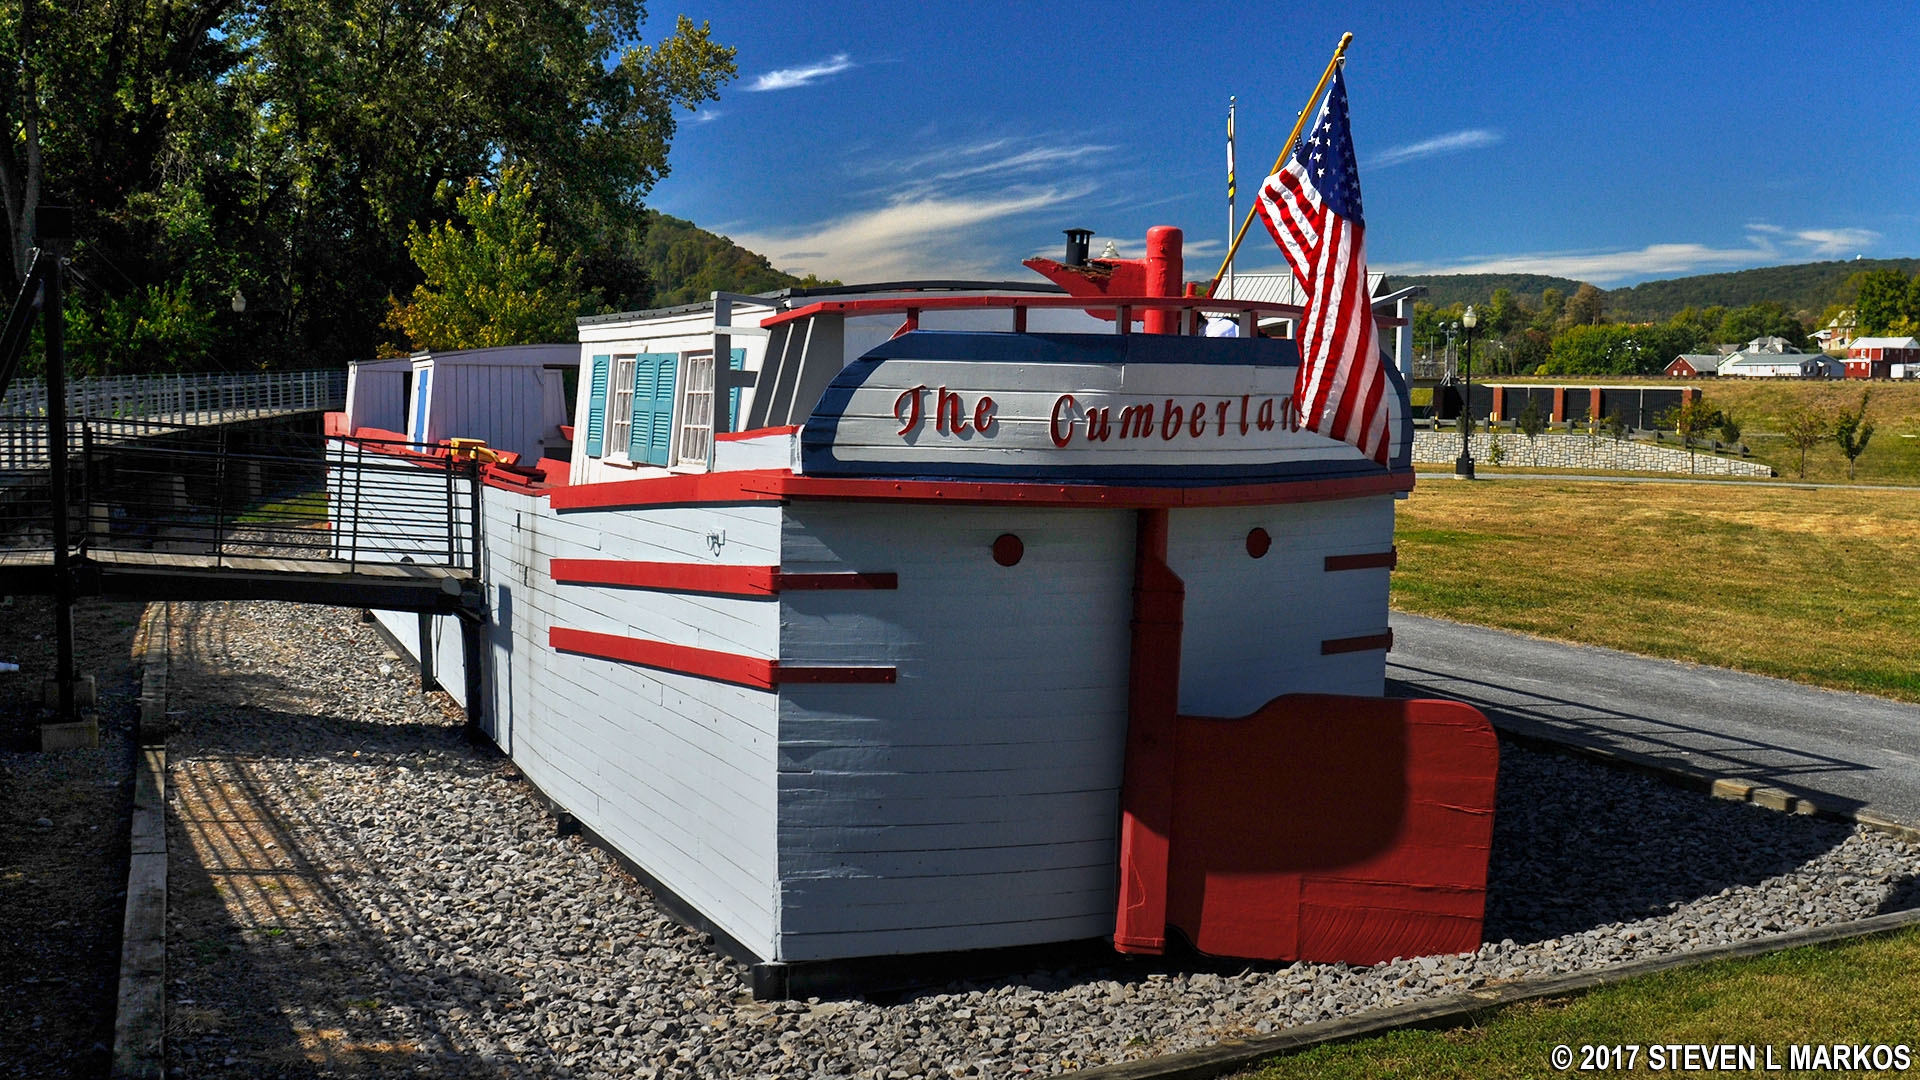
[1392,479,1920,701]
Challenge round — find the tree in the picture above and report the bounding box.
[1780,404,1828,479]
[1602,407,1630,442]
[1854,270,1912,336]
[0,1,738,372]
[1833,391,1876,481]
[1516,397,1548,465]
[1717,410,1742,447]
[1559,282,1604,329]
[386,169,585,352]
[1715,301,1808,348]
[1659,397,1721,474]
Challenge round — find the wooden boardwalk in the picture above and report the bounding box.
[0,547,476,614]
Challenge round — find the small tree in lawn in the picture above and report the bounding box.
[1834,390,1876,481]
[1659,397,1719,474]
[1602,406,1630,442]
[1717,411,1742,449]
[1781,404,1828,479]
[1516,397,1549,465]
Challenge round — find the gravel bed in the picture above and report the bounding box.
[164,599,1920,1078]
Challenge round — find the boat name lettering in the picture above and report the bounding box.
[1047,394,1295,449]
[894,385,998,437]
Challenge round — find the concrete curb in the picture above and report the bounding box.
[113,601,170,1080]
[1491,722,1920,844]
[1064,906,1920,1080]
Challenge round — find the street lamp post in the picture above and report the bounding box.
[1455,304,1478,479]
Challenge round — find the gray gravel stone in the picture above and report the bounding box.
[164,599,1920,1078]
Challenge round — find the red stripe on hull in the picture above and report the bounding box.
[549,627,895,688]
[551,559,897,595]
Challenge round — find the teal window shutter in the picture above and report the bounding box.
[727,347,745,432]
[630,352,677,465]
[584,355,608,457]
[629,353,657,461]
[651,354,677,463]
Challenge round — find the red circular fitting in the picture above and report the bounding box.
[992,533,1024,567]
[1246,527,1271,559]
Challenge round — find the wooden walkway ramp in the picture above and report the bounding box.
[0,549,477,614]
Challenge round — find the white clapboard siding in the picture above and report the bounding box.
[345,360,411,434]
[369,482,786,958]
[772,502,1132,959]
[1167,497,1395,717]
[410,346,575,462]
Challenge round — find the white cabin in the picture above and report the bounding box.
[345,344,576,462]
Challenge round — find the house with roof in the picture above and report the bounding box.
[1717,336,1835,378]
[1845,336,1920,379]
[1814,309,1856,352]
[1666,354,1721,378]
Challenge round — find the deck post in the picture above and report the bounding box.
[459,613,485,740]
[417,612,437,691]
[37,209,95,746]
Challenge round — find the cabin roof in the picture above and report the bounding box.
[578,280,1069,328]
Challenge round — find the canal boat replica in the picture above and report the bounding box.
[332,229,1498,997]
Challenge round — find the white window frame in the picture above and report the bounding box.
[673,350,716,471]
[606,354,637,464]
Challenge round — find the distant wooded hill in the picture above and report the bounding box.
[1386,258,1920,322]
[640,211,836,307]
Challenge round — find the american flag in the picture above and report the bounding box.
[1254,68,1389,464]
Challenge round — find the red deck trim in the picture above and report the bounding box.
[1321,631,1394,656]
[552,468,1414,511]
[761,294,1309,330]
[549,627,895,688]
[550,560,896,595]
[715,425,800,442]
[1324,548,1398,572]
[550,470,790,510]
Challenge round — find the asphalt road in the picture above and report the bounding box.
[1388,612,1920,828]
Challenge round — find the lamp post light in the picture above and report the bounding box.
[1455,304,1478,479]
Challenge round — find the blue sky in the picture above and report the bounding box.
[644,1,1920,289]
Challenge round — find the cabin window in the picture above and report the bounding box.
[676,351,716,467]
[606,355,637,462]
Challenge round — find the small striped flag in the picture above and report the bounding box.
[1254,68,1389,464]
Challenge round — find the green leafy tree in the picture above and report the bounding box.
[386,169,586,351]
[1715,301,1809,348]
[1717,411,1742,447]
[1,1,737,372]
[1780,404,1828,479]
[1557,282,1605,329]
[1833,391,1875,481]
[1516,397,1548,465]
[1854,270,1912,336]
[1602,407,1630,442]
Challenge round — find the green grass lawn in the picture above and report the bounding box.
[1391,478,1920,701]
[1238,927,1920,1079]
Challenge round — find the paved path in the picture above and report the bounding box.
[1410,470,1920,492]
[1388,612,1920,829]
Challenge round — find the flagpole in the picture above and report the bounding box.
[1225,97,1236,301]
[1204,32,1353,299]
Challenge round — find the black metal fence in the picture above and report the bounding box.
[0,417,481,572]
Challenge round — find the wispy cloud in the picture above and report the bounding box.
[1378,225,1884,285]
[1792,227,1879,257]
[694,109,725,124]
[727,186,1095,281]
[1368,129,1502,169]
[746,53,855,92]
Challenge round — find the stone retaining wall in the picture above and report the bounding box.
[1411,430,1775,477]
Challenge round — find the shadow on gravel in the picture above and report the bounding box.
[166,601,550,1079]
[1876,873,1920,918]
[1475,734,1857,944]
